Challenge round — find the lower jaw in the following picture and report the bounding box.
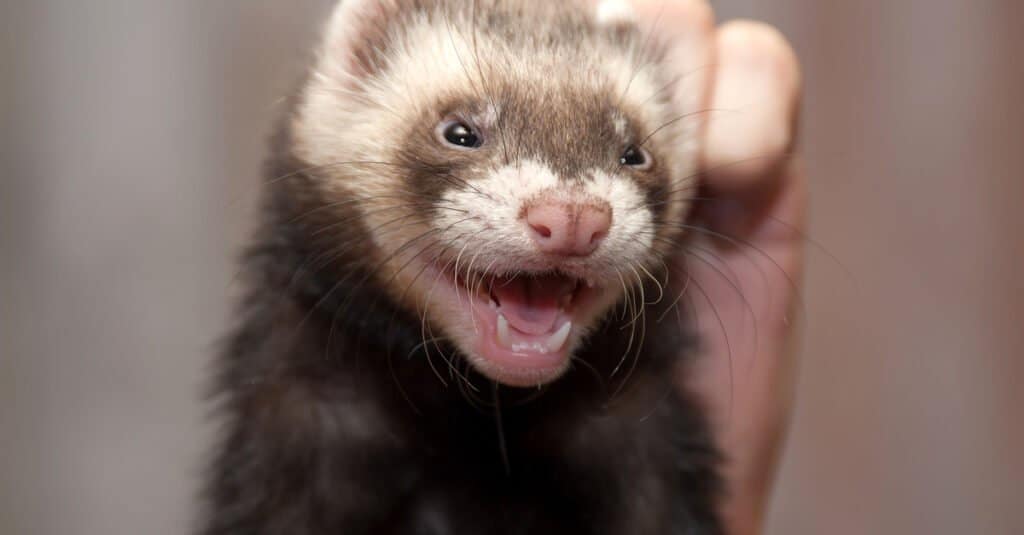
[464,284,605,388]
[469,311,575,387]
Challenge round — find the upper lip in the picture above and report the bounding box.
[447,269,588,307]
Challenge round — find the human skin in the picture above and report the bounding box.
[631,1,804,533]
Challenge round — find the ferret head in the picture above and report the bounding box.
[289,0,703,387]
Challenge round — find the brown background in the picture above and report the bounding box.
[2,1,1021,533]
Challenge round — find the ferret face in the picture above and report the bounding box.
[291,0,700,386]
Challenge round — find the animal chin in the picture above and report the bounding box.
[435,265,607,387]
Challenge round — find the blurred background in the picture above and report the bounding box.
[2,0,1021,533]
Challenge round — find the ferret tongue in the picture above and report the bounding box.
[492,275,573,335]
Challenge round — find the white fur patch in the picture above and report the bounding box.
[433,160,654,280]
[595,0,637,26]
[585,169,653,255]
[434,159,560,271]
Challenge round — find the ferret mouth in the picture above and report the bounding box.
[438,267,603,387]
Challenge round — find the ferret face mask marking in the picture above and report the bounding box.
[292,0,699,387]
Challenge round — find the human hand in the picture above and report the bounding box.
[632,2,804,533]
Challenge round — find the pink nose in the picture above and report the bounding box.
[525,200,612,256]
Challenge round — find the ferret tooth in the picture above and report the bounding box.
[497,314,512,349]
[489,298,498,310]
[544,321,572,353]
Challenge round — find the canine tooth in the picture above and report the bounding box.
[544,322,572,353]
[497,314,512,348]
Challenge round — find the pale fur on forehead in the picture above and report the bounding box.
[292,0,700,280]
[595,0,637,26]
[294,0,701,183]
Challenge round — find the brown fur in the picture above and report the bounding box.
[199,2,721,533]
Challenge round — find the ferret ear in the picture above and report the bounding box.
[320,0,403,83]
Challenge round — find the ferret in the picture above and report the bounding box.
[201,1,722,533]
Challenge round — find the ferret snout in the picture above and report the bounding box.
[524,197,612,257]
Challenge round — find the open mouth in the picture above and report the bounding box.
[440,268,603,386]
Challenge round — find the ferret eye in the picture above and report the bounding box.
[620,145,652,169]
[439,120,483,149]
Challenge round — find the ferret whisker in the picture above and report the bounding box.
[325,86,405,121]
[637,62,717,107]
[419,242,488,394]
[400,153,494,201]
[443,8,486,104]
[407,336,447,358]
[452,239,474,310]
[616,0,667,108]
[467,256,499,334]
[655,256,673,292]
[259,159,404,189]
[490,382,512,475]
[625,264,648,325]
[375,217,478,295]
[385,236,458,364]
[686,240,764,304]
[461,248,485,329]
[610,294,647,402]
[643,232,768,351]
[638,108,732,147]
[639,185,700,212]
[469,0,512,164]
[660,222,805,313]
[416,334,451,388]
[325,235,440,359]
[637,262,665,305]
[639,71,684,108]
[474,258,499,299]
[457,359,486,411]
[310,210,415,240]
[301,226,447,355]
[297,212,464,293]
[614,268,632,323]
[674,194,855,287]
[651,151,800,201]
[388,343,422,415]
[656,267,692,323]
[569,355,608,395]
[616,267,641,329]
[285,195,467,226]
[684,275,736,419]
[680,248,761,369]
[611,269,639,379]
[396,229,480,306]
[306,203,442,240]
[420,264,453,389]
[350,219,481,350]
